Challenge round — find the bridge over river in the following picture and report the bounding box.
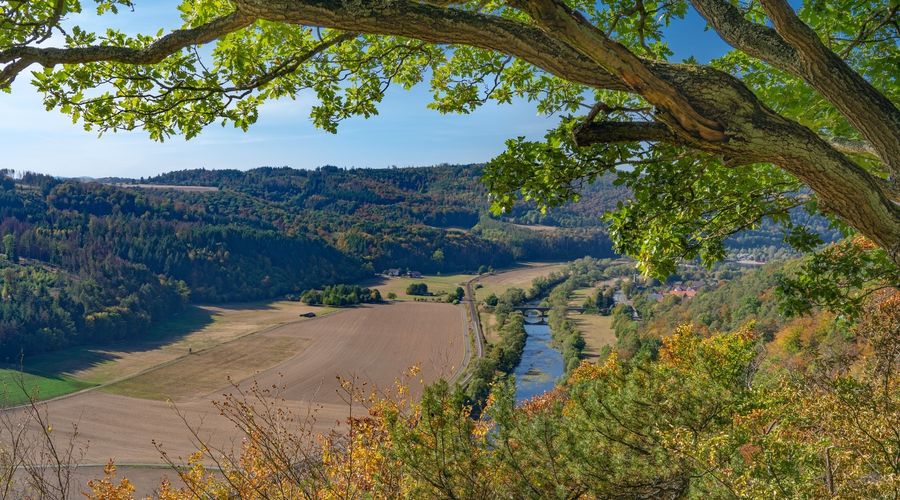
[512,305,585,323]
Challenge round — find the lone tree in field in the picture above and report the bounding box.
[2,0,897,276]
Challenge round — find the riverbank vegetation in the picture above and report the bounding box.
[466,312,526,408]
[541,258,612,373]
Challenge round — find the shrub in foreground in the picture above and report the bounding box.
[77,291,899,498]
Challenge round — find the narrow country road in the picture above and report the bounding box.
[458,276,485,386]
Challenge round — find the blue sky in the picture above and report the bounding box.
[0,3,730,178]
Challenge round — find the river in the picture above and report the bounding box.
[513,317,565,403]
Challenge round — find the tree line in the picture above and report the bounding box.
[299,284,382,307]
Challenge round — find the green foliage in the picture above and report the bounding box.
[484,123,817,278]
[594,285,615,314]
[300,284,381,307]
[0,165,642,360]
[649,264,784,332]
[606,150,811,278]
[474,213,618,262]
[540,258,612,373]
[778,237,899,319]
[145,165,519,272]
[466,312,527,407]
[405,283,429,296]
[1,233,14,261]
[3,0,894,310]
[431,248,445,265]
[0,261,189,358]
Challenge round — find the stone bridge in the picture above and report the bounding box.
[512,305,585,316]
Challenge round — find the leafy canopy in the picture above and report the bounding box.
[2,0,897,286]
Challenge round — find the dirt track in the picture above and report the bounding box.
[10,302,465,471]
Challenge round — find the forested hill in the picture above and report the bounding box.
[141,164,630,229]
[143,164,838,261]
[140,164,626,265]
[0,165,624,358]
[0,164,832,358]
[0,172,369,357]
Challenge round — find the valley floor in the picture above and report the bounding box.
[2,261,607,497]
[4,302,466,497]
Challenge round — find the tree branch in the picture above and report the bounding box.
[0,9,256,88]
[2,0,897,262]
[573,121,677,147]
[234,0,628,92]
[827,137,880,159]
[689,0,796,70]
[758,0,900,178]
[511,0,726,142]
[228,0,900,263]
[759,0,832,53]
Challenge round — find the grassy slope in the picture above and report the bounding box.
[473,263,568,300]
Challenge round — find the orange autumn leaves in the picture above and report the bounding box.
[84,295,897,498]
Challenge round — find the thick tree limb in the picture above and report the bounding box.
[692,0,900,177]
[2,0,897,263]
[573,121,677,147]
[753,0,900,178]
[172,0,900,262]
[689,0,797,69]
[512,0,726,142]
[234,0,628,92]
[0,10,256,88]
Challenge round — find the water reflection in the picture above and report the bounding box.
[514,319,565,403]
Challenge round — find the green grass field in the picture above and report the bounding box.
[367,273,475,301]
[568,286,617,361]
[0,307,223,406]
[0,370,94,407]
[472,263,567,300]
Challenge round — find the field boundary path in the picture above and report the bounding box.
[458,276,485,387]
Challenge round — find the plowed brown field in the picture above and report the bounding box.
[11,302,465,492]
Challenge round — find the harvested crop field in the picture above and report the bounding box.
[474,262,566,299]
[0,301,337,406]
[9,302,465,469]
[572,313,616,362]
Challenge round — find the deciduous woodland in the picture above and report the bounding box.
[0,166,631,357]
[0,0,897,498]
